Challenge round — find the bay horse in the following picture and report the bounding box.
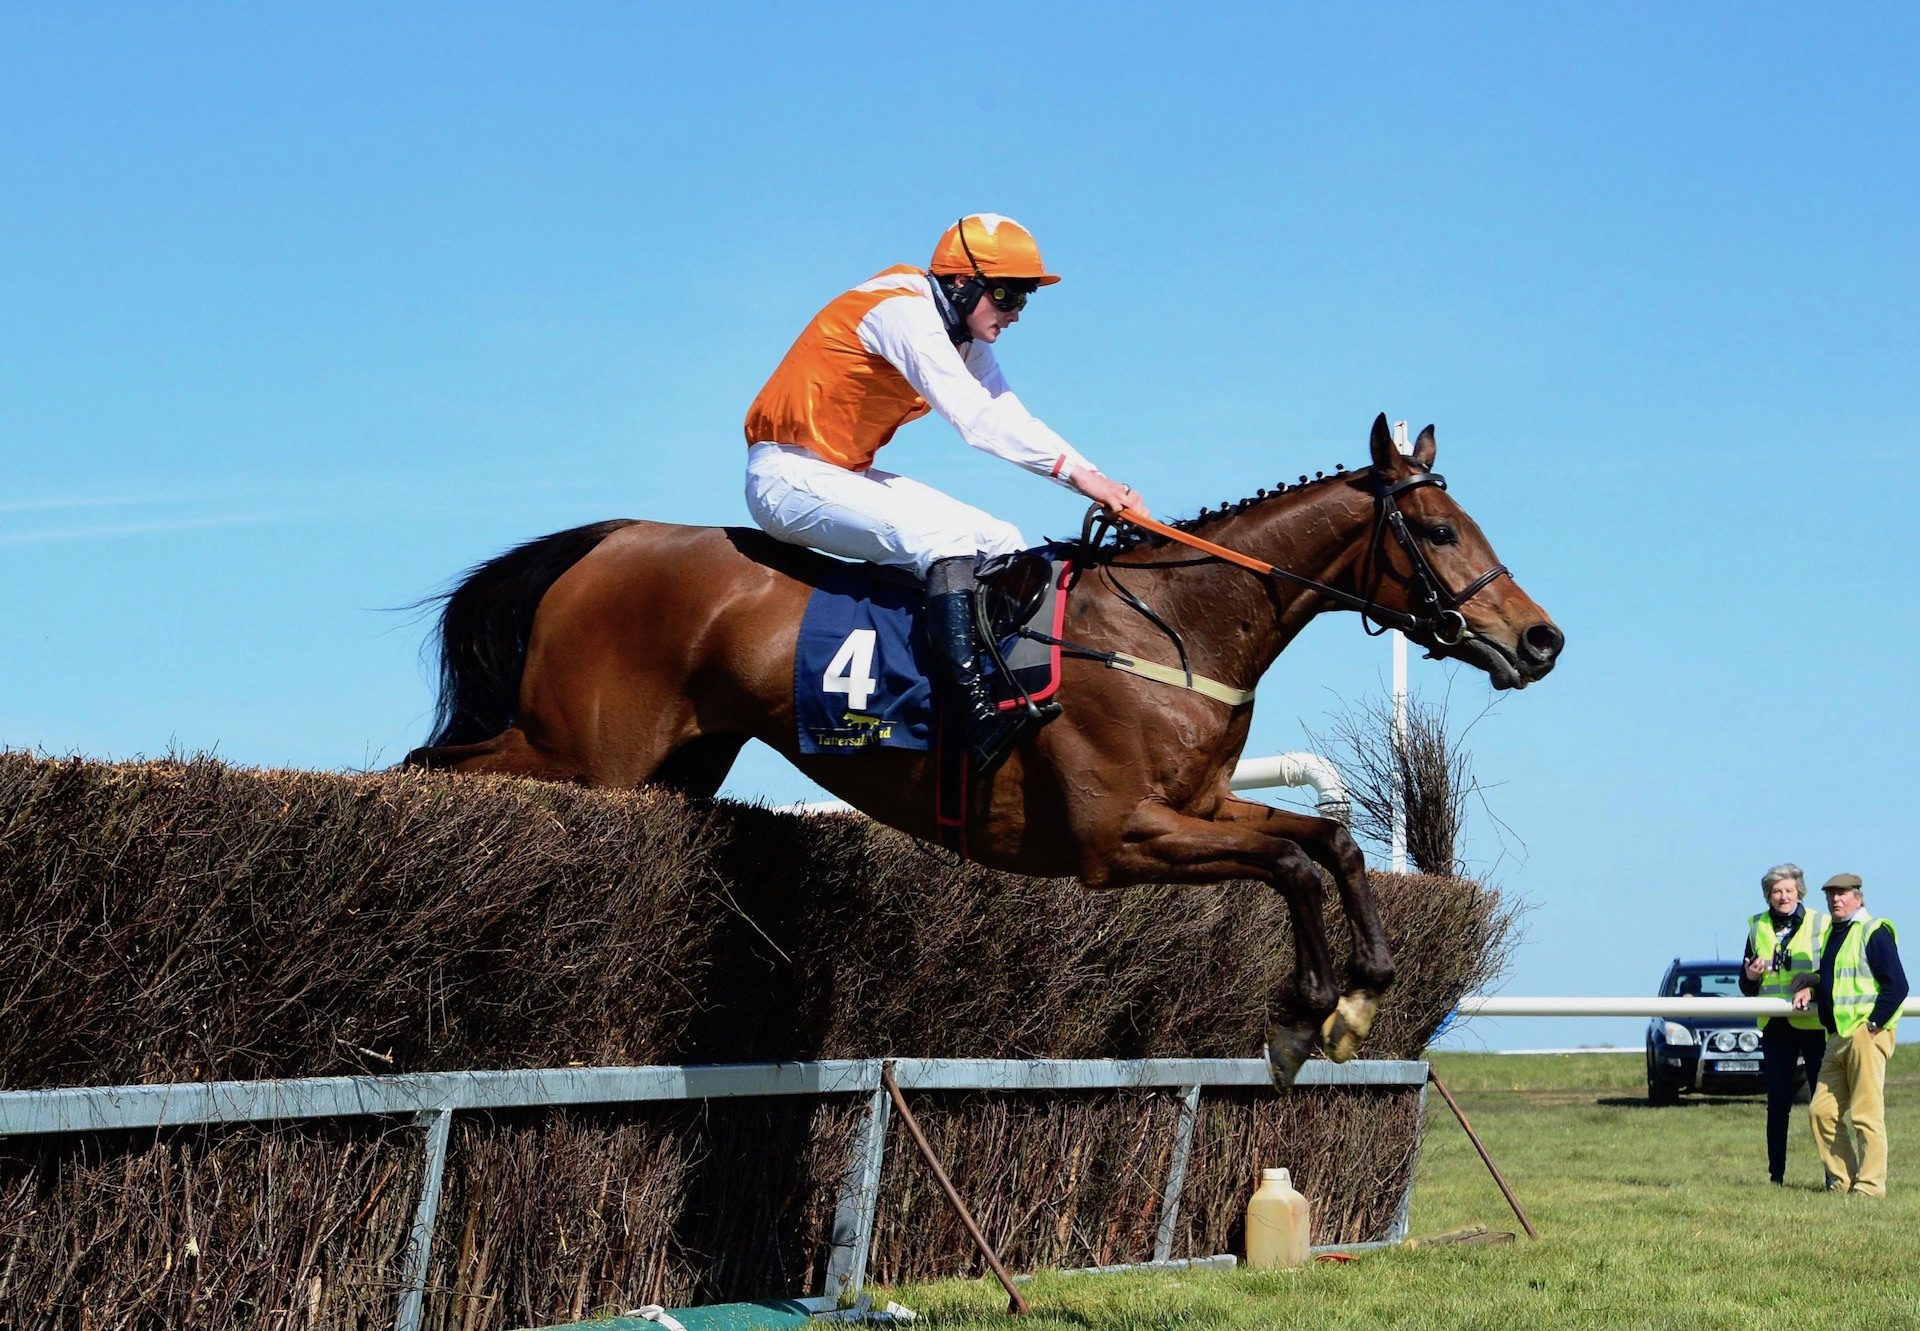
[407,415,1563,1083]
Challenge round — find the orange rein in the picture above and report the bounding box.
[1114,510,1280,578]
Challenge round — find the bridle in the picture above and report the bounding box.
[1099,467,1510,647]
[1356,469,1511,644]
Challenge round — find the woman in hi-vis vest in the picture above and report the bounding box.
[743,215,1147,774]
[1739,863,1828,1185]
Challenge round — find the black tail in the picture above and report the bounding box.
[420,520,634,748]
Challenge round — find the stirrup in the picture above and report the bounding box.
[967,700,1061,778]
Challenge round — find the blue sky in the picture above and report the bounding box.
[5,5,1916,1051]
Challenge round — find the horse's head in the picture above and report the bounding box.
[1360,413,1563,690]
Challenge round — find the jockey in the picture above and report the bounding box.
[744,213,1148,774]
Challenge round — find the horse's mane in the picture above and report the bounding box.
[1107,461,1369,554]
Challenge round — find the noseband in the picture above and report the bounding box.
[1104,468,1510,647]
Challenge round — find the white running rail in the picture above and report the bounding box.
[1457,996,1920,1019]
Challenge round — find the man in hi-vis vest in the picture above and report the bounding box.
[1794,872,1909,1196]
[743,215,1147,775]
[1739,862,1828,1185]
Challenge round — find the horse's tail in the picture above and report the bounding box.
[418,520,635,749]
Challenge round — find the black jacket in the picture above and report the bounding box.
[1813,915,1909,1034]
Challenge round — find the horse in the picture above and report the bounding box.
[406,415,1563,1083]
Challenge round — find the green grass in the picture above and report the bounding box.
[881,1050,1920,1328]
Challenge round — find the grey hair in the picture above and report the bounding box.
[1761,863,1806,901]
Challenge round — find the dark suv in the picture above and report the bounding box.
[1644,958,1765,1106]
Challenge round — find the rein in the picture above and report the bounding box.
[1102,469,1510,647]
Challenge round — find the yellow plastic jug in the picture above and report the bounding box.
[1245,1166,1311,1268]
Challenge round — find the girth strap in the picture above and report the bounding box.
[1019,628,1255,707]
[1105,653,1256,706]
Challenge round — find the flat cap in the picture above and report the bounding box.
[1822,872,1864,892]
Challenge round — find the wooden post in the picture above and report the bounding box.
[1426,1068,1538,1240]
[881,1061,1030,1316]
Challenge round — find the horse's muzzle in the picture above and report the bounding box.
[1517,621,1564,679]
[1440,618,1562,690]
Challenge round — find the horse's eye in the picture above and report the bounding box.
[1427,523,1458,546]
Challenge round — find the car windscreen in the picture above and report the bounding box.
[1663,968,1743,998]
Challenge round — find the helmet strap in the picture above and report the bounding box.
[937,215,1002,343]
[953,217,992,314]
[930,272,978,345]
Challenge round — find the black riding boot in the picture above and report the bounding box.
[926,589,1032,776]
[924,550,1065,776]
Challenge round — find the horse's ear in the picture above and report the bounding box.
[1413,424,1437,469]
[1368,413,1403,474]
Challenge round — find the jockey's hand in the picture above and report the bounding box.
[1075,470,1150,521]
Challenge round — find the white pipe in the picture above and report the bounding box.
[1457,995,1920,1019]
[787,752,1350,820]
[1226,751,1351,825]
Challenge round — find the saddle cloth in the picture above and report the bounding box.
[794,550,1070,756]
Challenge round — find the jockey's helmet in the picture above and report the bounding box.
[929,214,1058,341]
[930,215,1061,287]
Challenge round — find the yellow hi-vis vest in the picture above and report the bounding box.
[1749,909,1829,1032]
[1831,916,1900,1038]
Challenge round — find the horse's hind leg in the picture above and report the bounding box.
[653,735,748,799]
[402,726,585,782]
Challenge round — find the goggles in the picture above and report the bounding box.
[983,281,1037,313]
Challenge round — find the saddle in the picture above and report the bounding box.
[791,549,1073,757]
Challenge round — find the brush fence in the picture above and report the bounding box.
[0,1056,1427,1330]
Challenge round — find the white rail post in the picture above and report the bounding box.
[1390,419,1411,875]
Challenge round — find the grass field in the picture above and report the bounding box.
[884,1049,1920,1328]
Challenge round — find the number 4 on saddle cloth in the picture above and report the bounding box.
[795,549,1068,756]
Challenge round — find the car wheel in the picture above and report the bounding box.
[1646,1053,1679,1106]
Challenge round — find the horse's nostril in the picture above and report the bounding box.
[1522,622,1564,662]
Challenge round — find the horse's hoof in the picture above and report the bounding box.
[1265,1023,1317,1088]
[1319,994,1377,1064]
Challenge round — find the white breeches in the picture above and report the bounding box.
[744,443,1026,580]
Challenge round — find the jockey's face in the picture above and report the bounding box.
[966,287,1020,343]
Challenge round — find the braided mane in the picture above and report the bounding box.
[1109,462,1368,553]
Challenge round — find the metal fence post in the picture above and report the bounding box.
[1151,1085,1202,1263]
[1386,1078,1429,1244]
[394,1106,454,1331]
[820,1081,891,1303]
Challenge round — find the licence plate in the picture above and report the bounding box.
[1716,1060,1760,1073]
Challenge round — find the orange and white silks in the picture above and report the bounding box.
[741,260,1101,577]
[744,265,1092,481]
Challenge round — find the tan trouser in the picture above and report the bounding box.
[1810,1026,1897,1196]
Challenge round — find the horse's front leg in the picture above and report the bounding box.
[1242,806,1397,1063]
[1091,798,1341,1088]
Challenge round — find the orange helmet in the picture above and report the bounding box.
[929,214,1061,286]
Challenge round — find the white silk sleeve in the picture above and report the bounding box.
[857,294,1099,489]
